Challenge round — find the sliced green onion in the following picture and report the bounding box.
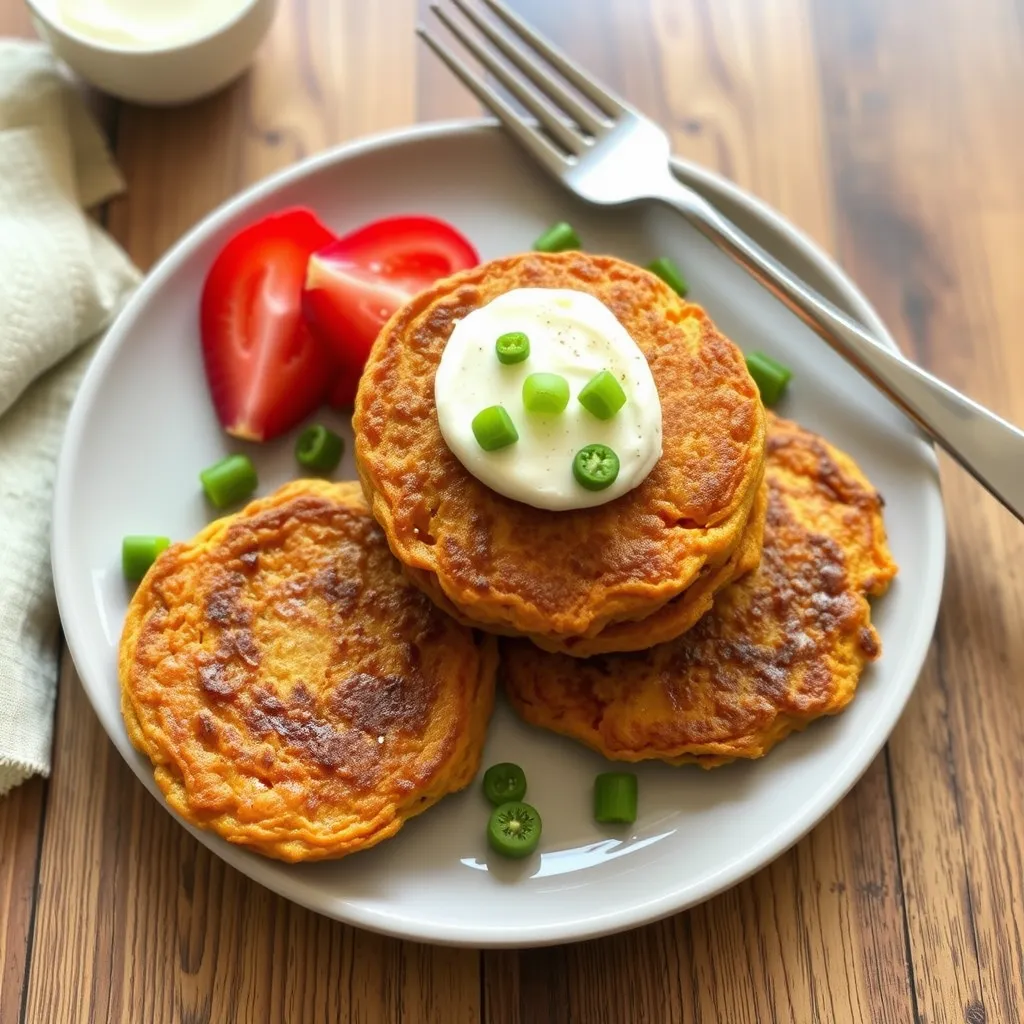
[472,405,519,451]
[533,221,580,253]
[647,256,688,297]
[496,331,530,364]
[295,424,344,473]
[573,444,620,491]
[122,535,170,581]
[522,372,570,415]
[746,351,792,406]
[594,772,638,824]
[487,801,542,858]
[483,763,527,805]
[577,369,627,420]
[199,453,258,509]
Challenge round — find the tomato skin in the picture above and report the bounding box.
[301,215,479,400]
[326,368,360,410]
[200,207,337,442]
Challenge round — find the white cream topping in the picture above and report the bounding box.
[434,287,662,511]
[55,0,248,48]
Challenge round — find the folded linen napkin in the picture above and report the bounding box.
[0,40,141,796]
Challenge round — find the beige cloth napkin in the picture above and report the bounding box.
[0,40,141,796]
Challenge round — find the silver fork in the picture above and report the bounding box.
[419,0,1024,524]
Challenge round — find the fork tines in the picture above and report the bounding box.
[418,0,628,168]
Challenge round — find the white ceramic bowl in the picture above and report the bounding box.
[24,0,278,106]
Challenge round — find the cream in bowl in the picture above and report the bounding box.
[25,0,278,105]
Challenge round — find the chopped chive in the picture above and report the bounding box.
[122,535,170,581]
[483,763,528,805]
[573,444,620,491]
[487,801,542,858]
[472,405,519,451]
[523,372,570,415]
[199,453,258,509]
[746,351,792,406]
[647,256,688,297]
[578,369,627,420]
[295,424,344,473]
[594,772,638,824]
[496,331,530,364]
[533,221,580,253]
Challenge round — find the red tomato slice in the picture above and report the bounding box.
[201,207,337,442]
[327,369,361,410]
[302,216,479,404]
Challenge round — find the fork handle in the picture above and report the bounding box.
[657,183,1024,524]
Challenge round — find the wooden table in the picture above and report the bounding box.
[2,1,1023,1021]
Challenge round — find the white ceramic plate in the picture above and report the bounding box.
[52,120,945,947]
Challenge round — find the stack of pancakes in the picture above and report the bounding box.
[354,250,896,761]
[354,252,770,657]
[119,251,896,863]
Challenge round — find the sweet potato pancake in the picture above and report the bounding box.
[119,480,497,862]
[501,414,897,767]
[354,251,766,648]
[406,472,768,657]
[560,473,769,657]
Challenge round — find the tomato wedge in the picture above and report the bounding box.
[200,207,337,442]
[302,216,479,406]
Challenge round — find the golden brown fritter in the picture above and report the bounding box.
[501,414,898,767]
[404,471,768,657]
[119,480,497,863]
[560,472,769,657]
[354,251,766,648]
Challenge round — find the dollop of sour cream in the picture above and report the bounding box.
[435,288,663,511]
[56,0,248,48]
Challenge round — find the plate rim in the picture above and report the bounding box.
[51,116,947,947]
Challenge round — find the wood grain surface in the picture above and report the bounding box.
[2,0,1023,1021]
